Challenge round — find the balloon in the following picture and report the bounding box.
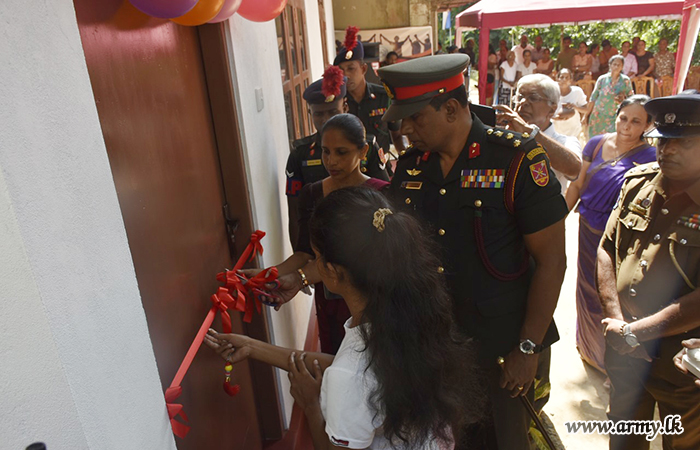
[237,0,287,22]
[128,0,198,19]
[208,0,243,23]
[171,0,225,26]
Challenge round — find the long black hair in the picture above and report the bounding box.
[309,186,486,448]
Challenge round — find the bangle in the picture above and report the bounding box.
[297,268,310,288]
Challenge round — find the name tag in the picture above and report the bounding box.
[401,181,423,190]
[302,159,322,167]
[460,169,505,188]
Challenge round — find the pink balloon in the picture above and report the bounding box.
[208,0,243,22]
[237,0,287,22]
[128,0,198,19]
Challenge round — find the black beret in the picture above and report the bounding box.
[645,90,700,138]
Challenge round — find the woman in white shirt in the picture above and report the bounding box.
[516,49,536,81]
[498,50,518,106]
[206,185,486,450]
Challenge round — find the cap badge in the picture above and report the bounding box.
[345,50,353,60]
[325,94,335,103]
[665,113,676,124]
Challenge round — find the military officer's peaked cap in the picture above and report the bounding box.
[377,54,469,122]
[645,89,700,138]
[334,26,364,66]
[304,66,347,105]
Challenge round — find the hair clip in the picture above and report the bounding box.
[372,208,393,232]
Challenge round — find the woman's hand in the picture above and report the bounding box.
[288,352,324,413]
[674,339,700,388]
[204,329,253,363]
[266,271,304,310]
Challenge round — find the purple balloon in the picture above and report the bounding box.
[208,0,243,22]
[129,0,199,19]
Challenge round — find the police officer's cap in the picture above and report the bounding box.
[334,26,364,66]
[304,66,347,105]
[645,90,700,138]
[378,54,469,123]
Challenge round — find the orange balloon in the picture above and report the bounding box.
[171,0,225,26]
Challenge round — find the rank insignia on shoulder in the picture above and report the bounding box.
[526,146,546,160]
[460,169,505,188]
[487,129,494,135]
[407,168,422,176]
[506,133,514,140]
[401,181,423,190]
[494,130,504,137]
[302,159,322,167]
[513,140,521,148]
[677,214,700,230]
[529,160,549,187]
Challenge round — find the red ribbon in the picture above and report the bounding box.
[248,230,266,262]
[210,287,236,333]
[165,386,190,438]
[242,267,278,323]
[164,230,268,438]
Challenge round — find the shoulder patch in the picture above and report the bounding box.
[624,162,659,179]
[526,145,547,160]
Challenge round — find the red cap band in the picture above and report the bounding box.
[393,72,465,101]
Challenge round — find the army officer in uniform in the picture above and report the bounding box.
[285,66,389,245]
[335,26,406,162]
[378,54,568,449]
[598,91,700,450]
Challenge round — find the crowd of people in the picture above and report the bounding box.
[487,34,677,119]
[202,27,700,450]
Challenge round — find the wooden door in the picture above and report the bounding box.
[73,1,272,448]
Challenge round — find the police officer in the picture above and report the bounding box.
[598,90,700,450]
[378,54,568,449]
[334,27,406,161]
[285,66,389,245]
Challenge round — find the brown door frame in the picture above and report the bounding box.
[198,23,285,442]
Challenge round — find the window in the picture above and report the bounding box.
[275,1,311,143]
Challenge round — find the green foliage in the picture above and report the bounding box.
[530,428,551,450]
[438,11,700,65]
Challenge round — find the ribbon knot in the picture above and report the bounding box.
[210,287,236,333]
[165,386,190,438]
[242,267,278,323]
[249,230,266,261]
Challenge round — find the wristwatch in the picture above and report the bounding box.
[519,339,544,355]
[526,124,540,139]
[622,324,640,348]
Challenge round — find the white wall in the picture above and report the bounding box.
[0,1,176,449]
[224,16,314,426]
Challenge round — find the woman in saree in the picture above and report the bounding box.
[565,95,656,374]
[585,55,634,138]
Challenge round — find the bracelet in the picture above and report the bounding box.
[297,268,310,288]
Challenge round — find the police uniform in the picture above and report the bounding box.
[380,54,568,450]
[284,75,389,199]
[334,29,400,158]
[600,92,700,450]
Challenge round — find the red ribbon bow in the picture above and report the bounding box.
[165,386,190,438]
[210,287,236,333]
[249,230,266,261]
[242,267,278,323]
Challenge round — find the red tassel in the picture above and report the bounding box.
[343,26,359,52]
[322,66,345,99]
[223,381,241,396]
